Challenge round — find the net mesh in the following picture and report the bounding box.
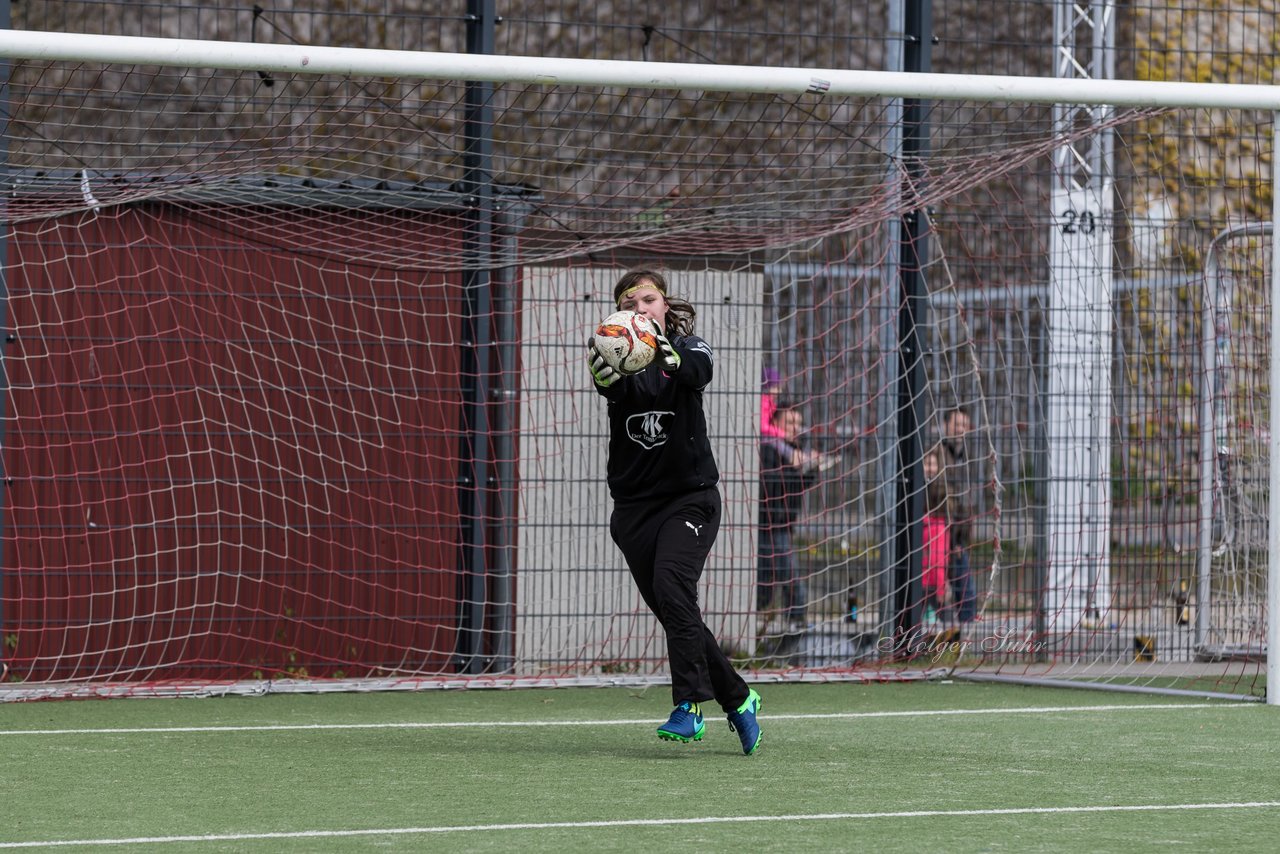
[0,49,1269,700]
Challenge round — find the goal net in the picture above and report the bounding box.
[0,33,1272,701]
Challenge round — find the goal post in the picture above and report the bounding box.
[3,29,1280,107]
[1273,140,1280,704]
[0,30,1275,703]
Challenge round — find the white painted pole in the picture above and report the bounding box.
[2,29,1280,109]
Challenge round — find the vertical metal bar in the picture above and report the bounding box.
[488,203,522,674]
[488,201,529,676]
[1032,297,1049,658]
[890,0,932,650]
[454,0,497,674]
[877,0,905,647]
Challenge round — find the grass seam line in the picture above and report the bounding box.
[2,801,1278,848]
[0,701,1256,736]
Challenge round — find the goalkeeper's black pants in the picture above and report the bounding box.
[610,486,751,713]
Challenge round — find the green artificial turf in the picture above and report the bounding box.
[4,681,1277,852]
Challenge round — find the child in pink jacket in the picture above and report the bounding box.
[922,450,951,619]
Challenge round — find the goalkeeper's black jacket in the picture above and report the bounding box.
[593,333,720,503]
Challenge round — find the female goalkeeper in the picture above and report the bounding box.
[587,268,762,756]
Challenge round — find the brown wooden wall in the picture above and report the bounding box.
[2,203,471,682]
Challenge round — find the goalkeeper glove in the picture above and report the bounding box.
[587,338,620,388]
[652,321,681,372]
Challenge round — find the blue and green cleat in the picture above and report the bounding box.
[727,688,763,755]
[657,701,705,743]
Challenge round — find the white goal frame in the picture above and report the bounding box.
[0,29,1276,704]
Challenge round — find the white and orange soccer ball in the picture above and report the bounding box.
[593,310,659,375]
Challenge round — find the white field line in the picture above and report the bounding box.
[1,801,1277,848]
[0,701,1256,737]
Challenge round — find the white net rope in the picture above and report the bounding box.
[0,52,1268,700]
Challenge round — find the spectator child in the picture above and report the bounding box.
[761,366,784,438]
[758,401,818,637]
[921,448,951,622]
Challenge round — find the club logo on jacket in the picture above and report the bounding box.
[626,410,674,449]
